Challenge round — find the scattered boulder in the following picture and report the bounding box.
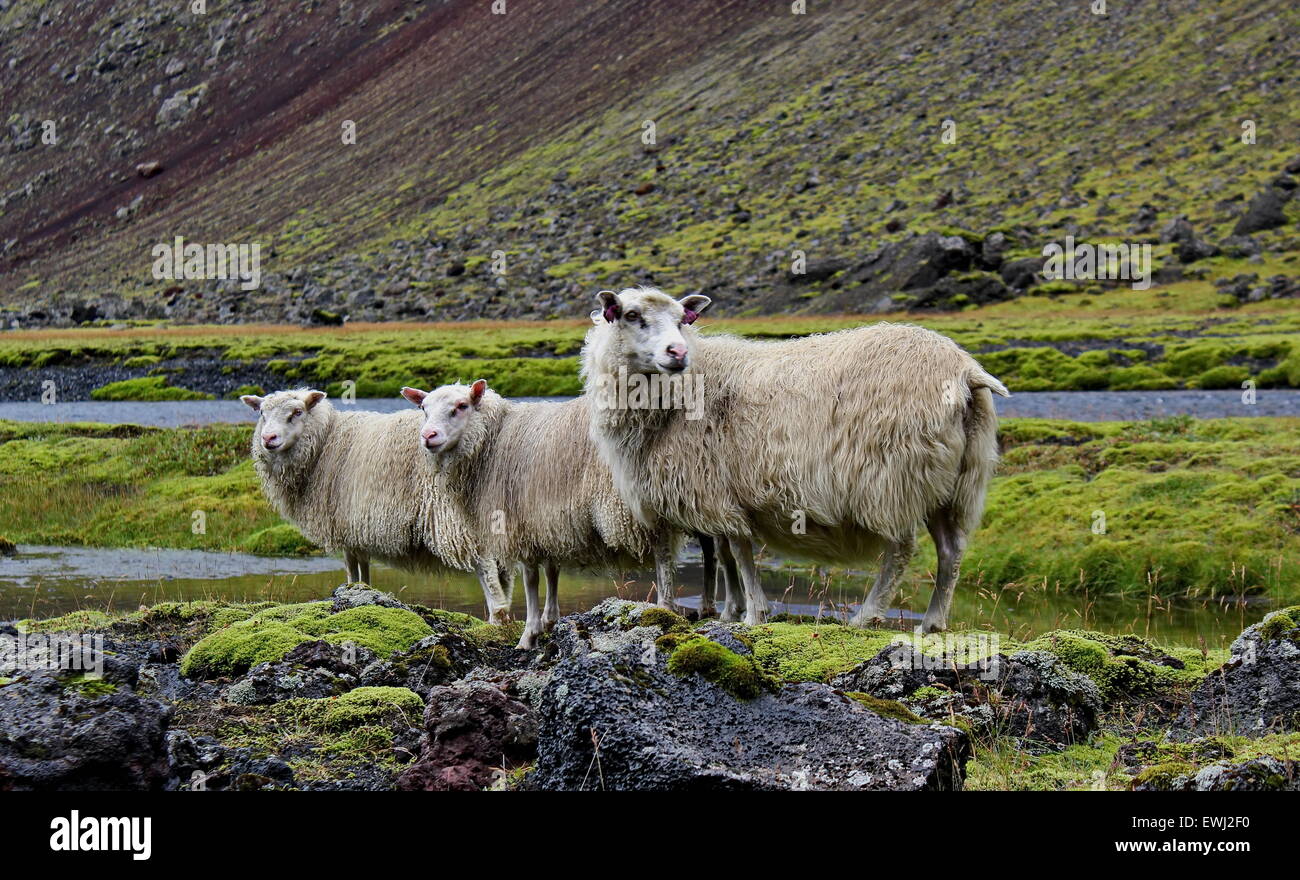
[0,667,172,790]
[1172,606,1300,738]
[1000,256,1046,290]
[530,600,969,790]
[396,681,537,791]
[831,643,1102,746]
[1233,186,1291,235]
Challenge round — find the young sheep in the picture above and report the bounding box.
[400,380,682,649]
[580,286,1010,632]
[240,389,513,623]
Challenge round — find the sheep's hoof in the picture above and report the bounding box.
[918,619,948,635]
[849,610,887,629]
[515,633,539,650]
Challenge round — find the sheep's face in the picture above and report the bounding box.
[596,287,712,374]
[402,380,487,453]
[241,390,326,453]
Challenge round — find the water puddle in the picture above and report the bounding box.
[0,545,1265,650]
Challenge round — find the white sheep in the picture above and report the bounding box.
[400,380,682,648]
[240,389,513,623]
[580,286,1009,632]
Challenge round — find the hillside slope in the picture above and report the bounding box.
[2,0,1298,325]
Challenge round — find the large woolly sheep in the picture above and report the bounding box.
[240,389,513,622]
[400,380,681,648]
[580,286,1010,632]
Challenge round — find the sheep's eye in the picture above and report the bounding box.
[458,402,468,411]
[624,311,639,322]
[291,410,302,419]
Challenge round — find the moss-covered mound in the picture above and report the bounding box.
[180,602,434,679]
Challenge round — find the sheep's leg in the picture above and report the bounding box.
[475,558,512,625]
[717,538,743,622]
[343,549,361,584]
[542,561,561,630]
[850,534,917,627]
[517,563,543,649]
[697,533,718,617]
[496,559,516,606]
[653,539,678,611]
[358,554,371,586]
[729,536,769,626]
[921,508,966,634]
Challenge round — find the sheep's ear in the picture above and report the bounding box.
[597,290,622,323]
[303,390,327,410]
[678,294,712,324]
[240,395,264,412]
[401,387,427,407]
[469,379,488,406]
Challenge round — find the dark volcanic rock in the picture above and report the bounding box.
[1233,187,1291,235]
[1172,607,1300,738]
[831,643,1102,746]
[1000,255,1047,290]
[529,599,969,790]
[395,680,537,791]
[0,668,172,790]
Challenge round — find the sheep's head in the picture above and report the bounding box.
[593,286,712,374]
[401,380,487,454]
[241,389,327,453]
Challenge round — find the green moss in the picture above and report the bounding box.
[180,602,433,678]
[227,384,266,399]
[665,636,772,699]
[1023,629,1222,698]
[748,622,908,682]
[62,674,117,697]
[636,606,691,632]
[1257,607,1300,641]
[240,524,316,555]
[845,692,926,724]
[90,376,214,401]
[967,734,1126,791]
[18,609,118,633]
[464,620,525,644]
[1131,761,1196,790]
[1193,365,1250,390]
[320,686,424,730]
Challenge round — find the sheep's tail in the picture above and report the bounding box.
[967,365,1010,398]
[950,368,1007,535]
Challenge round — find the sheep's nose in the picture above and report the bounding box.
[422,429,439,440]
[262,433,277,443]
[666,344,687,360]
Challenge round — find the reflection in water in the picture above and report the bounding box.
[0,545,1267,650]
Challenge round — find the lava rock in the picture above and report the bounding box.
[395,681,537,791]
[1233,187,1291,235]
[832,643,1102,746]
[530,600,969,790]
[1172,607,1300,738]
[0,669,172,790]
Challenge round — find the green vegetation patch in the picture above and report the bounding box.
[180,602,433,678]
[663,635,773,699]
[90,376,214,401]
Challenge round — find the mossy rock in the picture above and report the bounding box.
[1257,606,1300,641]
[180,602,433,679]
[1131,761,1195,791]
[320,686,425,730]
[845,691,926,725]
[665,635,773,699]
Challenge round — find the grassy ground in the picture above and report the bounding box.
[2,285,1299,398]
[1,415,1296,604]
